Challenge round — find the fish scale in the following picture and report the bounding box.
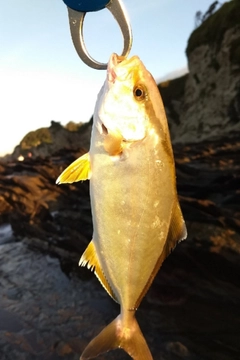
[90,131,174,308]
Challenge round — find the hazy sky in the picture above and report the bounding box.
[0,0,226,156]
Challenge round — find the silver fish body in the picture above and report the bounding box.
[90,111,176,310]
[57,54,187,360]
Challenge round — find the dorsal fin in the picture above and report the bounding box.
[79,240,118,302]
[56,152,91,184]
[166,200,187,249]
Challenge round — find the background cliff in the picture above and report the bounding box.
[5,1,240,160]
[159,0,240,143]
[7,120,92,161]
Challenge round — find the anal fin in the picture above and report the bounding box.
[79,240,118,302]
[56,152,91,184]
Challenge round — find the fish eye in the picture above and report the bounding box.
[133,85,146,101]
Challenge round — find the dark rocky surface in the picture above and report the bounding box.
[0,132,240,360]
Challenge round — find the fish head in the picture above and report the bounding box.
[93,53,171,156]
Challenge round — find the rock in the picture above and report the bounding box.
[159,1,240,144]
[7,119,92,161]
[0,223,15,245]
[0,152,92,254]
[0,241,133,360]
[0,131,240,359]
[1,220,240,360]
[0,4,240,355]
[166,341,190,357]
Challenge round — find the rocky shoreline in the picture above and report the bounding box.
[1,1,240,357]
[0,133,240,360]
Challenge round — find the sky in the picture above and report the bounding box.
[0,0,227,156]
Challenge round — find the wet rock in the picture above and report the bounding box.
[0,223,15,245]
[0,151,92,254]
[0,130,240,359]
[1,234,240,360]
[166,341,190,357]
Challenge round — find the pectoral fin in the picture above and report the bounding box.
[79,240,118,302]
[56,152,91,184]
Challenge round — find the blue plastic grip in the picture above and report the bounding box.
[62,0,110,12]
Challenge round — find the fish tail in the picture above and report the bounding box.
[80,314,153,360]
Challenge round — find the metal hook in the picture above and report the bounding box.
[67,0,132,70]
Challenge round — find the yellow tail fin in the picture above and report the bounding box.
[80,314,153,360]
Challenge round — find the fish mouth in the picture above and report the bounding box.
[107,53,126,84]
[107,53,141,85]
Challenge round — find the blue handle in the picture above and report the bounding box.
[63,0,110,12]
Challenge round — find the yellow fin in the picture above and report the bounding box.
[103,130,123,156]
[79,240,118,302]
[56,152,91,184]
[80,314,153,360]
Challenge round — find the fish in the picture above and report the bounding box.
[56,53,187,360]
